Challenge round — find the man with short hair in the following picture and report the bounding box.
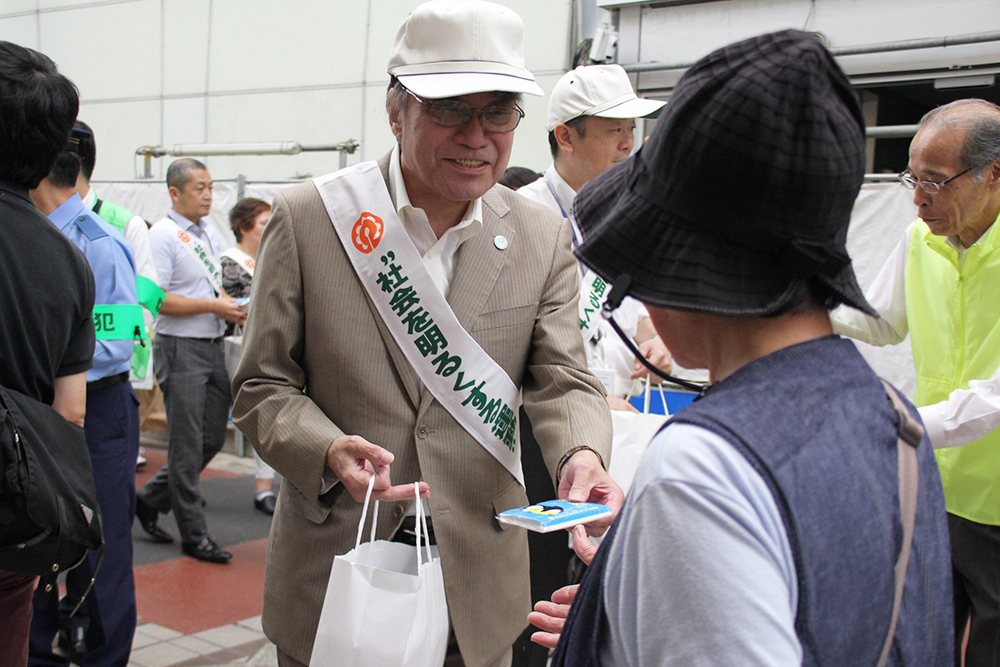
[832,98,1000,666]
[0,41,92,667]
[530,30,953,665]
[74,120,163,390]
[518,65,670,405]
[232,2,620,666]
[136,158,245,563]
[28,141,141,667]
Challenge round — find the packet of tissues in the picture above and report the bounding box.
[496,500,612,533]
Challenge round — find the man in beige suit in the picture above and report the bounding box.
[231,2,619,667]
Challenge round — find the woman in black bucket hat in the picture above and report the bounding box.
[529,29,954,666]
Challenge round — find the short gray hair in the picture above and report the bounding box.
[920,99,1000,180]
[166,157,208,191]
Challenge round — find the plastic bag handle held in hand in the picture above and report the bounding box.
[354,474,377,550]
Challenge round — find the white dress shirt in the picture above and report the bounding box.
[519,164,649,397]
[831,220,1000,449]
[149,209,226,338]
[388,144,483,298]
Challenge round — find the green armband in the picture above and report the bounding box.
[130,341,150,380]
[136,276,165,317]
[93,304,146,341]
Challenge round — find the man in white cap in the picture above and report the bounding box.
[518,65,671,407]
[231,2,620,667]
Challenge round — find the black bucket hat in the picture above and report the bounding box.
[573,29,876,317]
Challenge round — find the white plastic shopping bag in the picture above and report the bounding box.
[223,331,243,382]
[309,478,448,667]
[608,380,670,495]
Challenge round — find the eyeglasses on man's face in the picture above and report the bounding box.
[898,168,971,195]
[405,89,525,133]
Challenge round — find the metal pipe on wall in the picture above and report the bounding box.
[135,140,361,179]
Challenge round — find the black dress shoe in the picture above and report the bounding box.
[254,493,277,515]
[135,496,173,543]
[53,625,87,663]
[182,537,232,564]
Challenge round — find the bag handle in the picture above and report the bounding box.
[413,483,433,569]
[632,377,669,416]
[354,474,377,551]
[875,380,921,667]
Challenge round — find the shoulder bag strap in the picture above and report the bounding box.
[876,380,922,667]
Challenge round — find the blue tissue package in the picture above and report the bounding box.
[496,500,612,533]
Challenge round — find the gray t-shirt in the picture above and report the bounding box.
[601,422,802,666]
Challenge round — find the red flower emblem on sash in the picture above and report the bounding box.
[352,213,383,254]
[245,259,255,270]
[178,230,190,243]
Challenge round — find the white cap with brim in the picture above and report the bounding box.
[388,0,544,99]
[546,65,666,132]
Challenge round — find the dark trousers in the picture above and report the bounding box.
[950,513,1000,667]
[29,379,140,667]
[139,335,230,546]
[512,411,571,667]
[0,570,37,667]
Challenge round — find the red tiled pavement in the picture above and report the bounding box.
[133,441,268,635]
[134,537,268,635]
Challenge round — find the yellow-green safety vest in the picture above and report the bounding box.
[905,213,1000,525]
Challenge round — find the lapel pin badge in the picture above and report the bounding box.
[494,235,508,251]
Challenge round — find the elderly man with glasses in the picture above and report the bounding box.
[230,2,620,666]
[832,98,1000,667]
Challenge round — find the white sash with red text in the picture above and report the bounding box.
[156,218,223,294]
[221,246,255,278]
[314,162,524,487]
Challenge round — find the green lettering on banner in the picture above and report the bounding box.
[374,249,516,452]
[93,304,146,341]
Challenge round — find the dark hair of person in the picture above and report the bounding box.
[166,158,209,191]
[75,120,97,181]
[549,115,589,159]
[498,166,542,190]
[47,151,83,189]
[229,197,271,243]
[765,277,843,318]
[0,41,79,189]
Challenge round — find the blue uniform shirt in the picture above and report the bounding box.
[50,194,138,382]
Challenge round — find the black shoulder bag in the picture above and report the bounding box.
[0,383,104,606]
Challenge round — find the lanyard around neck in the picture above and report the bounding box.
[544,174,581,248]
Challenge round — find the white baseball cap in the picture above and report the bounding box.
[388,0,544,99]
[546,65,666,132]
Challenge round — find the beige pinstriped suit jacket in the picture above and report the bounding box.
[231,156,612,667]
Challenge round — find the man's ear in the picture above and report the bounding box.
[553,123,575,156]
[987,160,1000,193]
[168,185,179,203]
[389,105,404,143]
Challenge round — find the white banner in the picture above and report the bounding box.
[314,163,524,486]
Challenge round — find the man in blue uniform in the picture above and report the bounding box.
[27,136,142,667]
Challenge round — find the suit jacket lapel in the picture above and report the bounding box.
[447,187,512,331]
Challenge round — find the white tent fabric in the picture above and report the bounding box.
[846,182,918,399]
[89,178,922,398]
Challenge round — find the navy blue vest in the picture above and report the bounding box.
[554,336,952,666]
